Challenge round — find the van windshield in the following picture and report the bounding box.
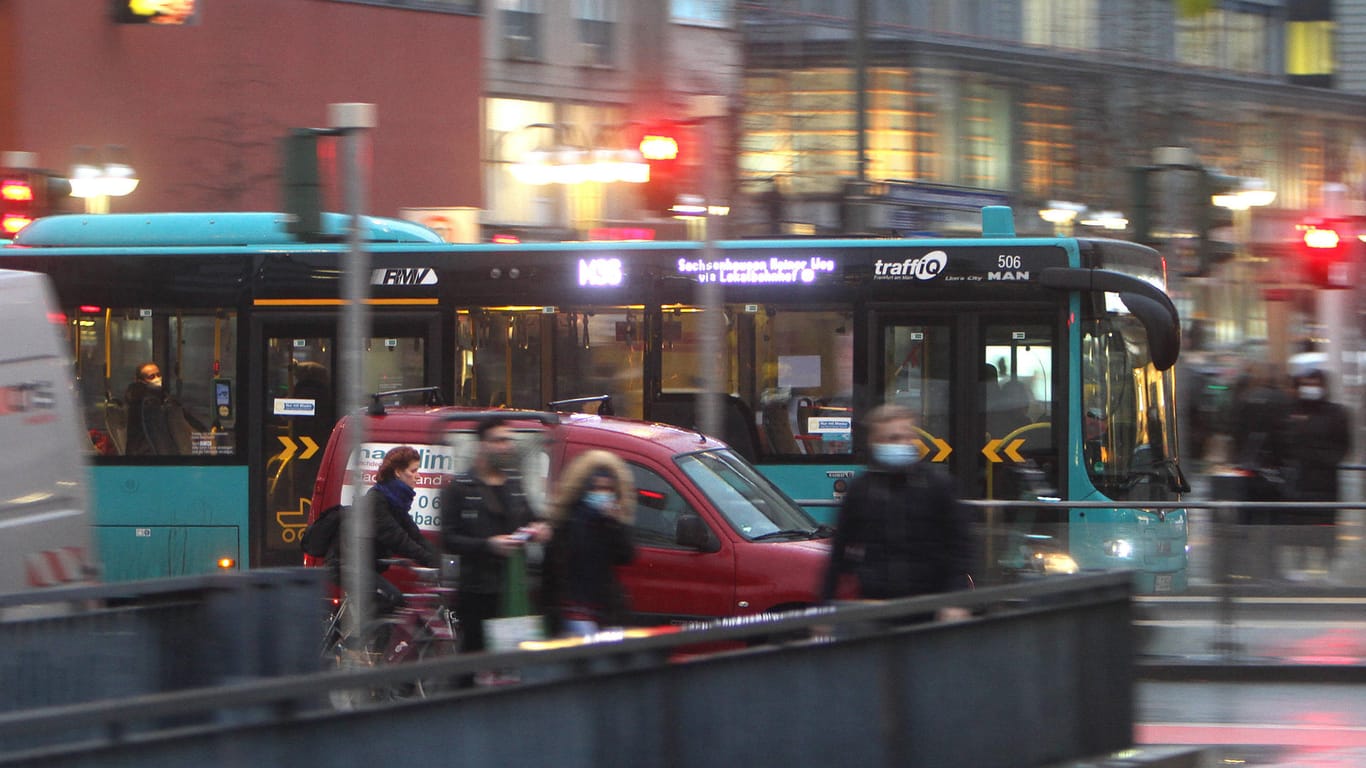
[676,449,827,541]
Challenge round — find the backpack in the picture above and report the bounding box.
[300,504,346,558]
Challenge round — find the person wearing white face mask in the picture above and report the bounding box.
[1277,369,1350,581]
[540,450,637,638]
[821,404,976,622]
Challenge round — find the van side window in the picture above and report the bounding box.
[68,307,238,457]
[626,463,700,548]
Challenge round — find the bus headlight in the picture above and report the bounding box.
[1032,551,1079,574]
[1102,539,1134,558]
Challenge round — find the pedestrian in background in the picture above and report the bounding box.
[1229,361,1291,521]
[440,419,549,653]
[1277,369,1350,580]
[821,403,975,621]
[539,450,637,638]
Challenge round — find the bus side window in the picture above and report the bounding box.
[70,306,239,457]
[745,307,854,459]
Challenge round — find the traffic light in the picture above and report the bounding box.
[638,124,683,214]
[1193,169,1238,277]
[1,171,43,237]
[1298,219,1354,289]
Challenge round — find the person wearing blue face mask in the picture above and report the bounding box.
[540,450,637,637]
[821,404,976,621]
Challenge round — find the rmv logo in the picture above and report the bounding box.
[371,268,438,286]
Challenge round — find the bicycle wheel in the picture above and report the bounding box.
[324,619,398,710]
[413,622,461,697]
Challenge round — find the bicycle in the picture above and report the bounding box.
[322,560,461,709]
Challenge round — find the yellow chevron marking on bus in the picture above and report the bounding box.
[982,437,1025,463]
[277,436,320,462]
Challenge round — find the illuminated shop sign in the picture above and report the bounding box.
[579,257,624,287]
[675,256,836,285]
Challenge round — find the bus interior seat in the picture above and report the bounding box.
[761,402,801,455]
[651,392,762,462]
[102,399,127,455]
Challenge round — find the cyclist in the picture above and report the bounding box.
[328,445,440,614]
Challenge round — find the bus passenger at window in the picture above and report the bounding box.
[125,362,201,455]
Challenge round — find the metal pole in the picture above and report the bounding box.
[331,102,378,641]
[697,117,724,440]
[854,0,868,184]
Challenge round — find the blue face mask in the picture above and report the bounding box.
[583,491,616,512]
[871,442,921,468]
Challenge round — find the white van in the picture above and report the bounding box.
[0,269,97,606]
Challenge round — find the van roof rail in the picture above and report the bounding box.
[440,410,561,427]
[367,386,444,415]
[547,395,614,415]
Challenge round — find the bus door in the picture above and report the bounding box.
[252,312,441,568]
[976,316,1062,580]
[879,311,1060,582]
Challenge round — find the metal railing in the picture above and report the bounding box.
[0,568,326,715]
[0,573,1134,768]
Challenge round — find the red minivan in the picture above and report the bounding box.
[305,404,847,624]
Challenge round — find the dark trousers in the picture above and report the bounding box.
[457,590,500,654]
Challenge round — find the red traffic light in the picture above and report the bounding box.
[1301,224,1340,250]
[1,176,36,236]
[1297,220,1353,289]
[639,134,679,161]
[2,178,35,202]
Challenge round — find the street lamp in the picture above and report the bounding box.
[1039,200,1085,236]
[68,145,139,214]
[1212,177,1276,211]
[1078,210,1129,231]
[1212,176,1276,347]
[508,123,649,186]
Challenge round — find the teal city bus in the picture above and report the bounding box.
[3,206,1189,592]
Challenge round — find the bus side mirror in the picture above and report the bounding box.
[676,514,718,552]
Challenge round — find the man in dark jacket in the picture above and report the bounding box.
[821,404,976,621]
[440,419,548,653]
[124,362,189,455]
[1277,369,1350,578]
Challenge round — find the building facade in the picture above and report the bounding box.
[0,0,483,218]
[479,0,742,240]
[728,0,1366,372]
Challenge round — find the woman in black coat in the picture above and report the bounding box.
[540,450,637,637]
[358,445,440,612]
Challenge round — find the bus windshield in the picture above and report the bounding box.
[1080,309,1182,501]
[675,449,825,540]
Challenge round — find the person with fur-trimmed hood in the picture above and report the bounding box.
[539,450,637,637]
